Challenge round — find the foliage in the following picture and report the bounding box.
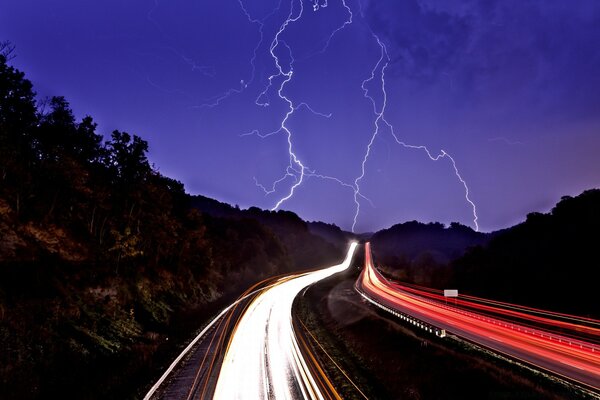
[0,49,341,399]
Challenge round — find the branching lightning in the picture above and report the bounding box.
[246,0,358,213]
[308,0,353,57]
[149,0,284,111]
[175,0,480,232]
[192,0,285,110]
[352,29,479,232]
[254,0,308,211]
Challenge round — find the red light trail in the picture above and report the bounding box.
[357,242,600,391]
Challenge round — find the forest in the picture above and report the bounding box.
[0,43,341,399]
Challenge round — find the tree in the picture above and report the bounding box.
[0,41,16,61]
[105,131,151,184]
[0,46,38,215]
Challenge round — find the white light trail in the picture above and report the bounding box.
[213,242,358,400]
[143,277,305,400]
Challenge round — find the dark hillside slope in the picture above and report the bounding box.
[307,221,354,248]
[190,196,343,269]
[0,50,342,399]
[451,189,600,317]
[369,221,489,286]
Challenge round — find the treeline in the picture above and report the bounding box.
[0,43,342,399]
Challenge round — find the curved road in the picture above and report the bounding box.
[358,242,600,392]
[145,242,358,400]
[213,242,357,399]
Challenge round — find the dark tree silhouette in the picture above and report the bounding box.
[0,49,342,399]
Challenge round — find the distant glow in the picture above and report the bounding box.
[213,242,358,399]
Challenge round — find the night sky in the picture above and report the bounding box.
[2,0,599,233]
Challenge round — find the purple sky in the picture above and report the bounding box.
[2,0,599,233]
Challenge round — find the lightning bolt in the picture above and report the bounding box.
[184,0,479,232]
[248,0,357,212]
[192,0,284,110]
[305,170,375,208]
[309,0,353,57]
[352,29,479,232]
[148,0,284,111]
[252,0,308,211]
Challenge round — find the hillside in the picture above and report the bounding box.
[369,221,489,286]
[307,221,355,248]
[190,196,346,269]
[449,189,600,317]
[0,50,342,399]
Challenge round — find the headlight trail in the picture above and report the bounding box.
[144,276,298,400]
[212,242,358,400]
[357,242,600,392]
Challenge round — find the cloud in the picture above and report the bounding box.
[363,0,600,121]
[364,0,473,83]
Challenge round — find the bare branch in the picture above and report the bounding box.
[0,41,16,61]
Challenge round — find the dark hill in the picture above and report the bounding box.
[371,221,489,263]
[369,221,489,286]
[450,189,600,317]
[190,196,344,269]
[307,221,355,248]
[0,49,342,400]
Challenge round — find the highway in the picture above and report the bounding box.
[357,242,600,392]
[145,242,358,400]
[213,242,357,399]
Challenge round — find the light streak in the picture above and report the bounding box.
[213,242,358,399]
[359,242,600,390]
[143,275,304,400]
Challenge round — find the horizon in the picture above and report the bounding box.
[195,187,598,235]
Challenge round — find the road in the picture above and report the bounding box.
[213,242,357,399]
[145,242,358,400]
[357,242,600,392]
